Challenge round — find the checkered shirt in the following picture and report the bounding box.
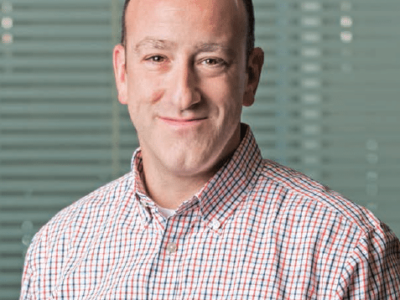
[20,126,400,299]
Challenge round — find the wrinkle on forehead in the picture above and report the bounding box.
[128,0,244,16]
[125,0,247,48]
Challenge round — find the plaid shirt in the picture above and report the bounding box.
[21,126,400,299]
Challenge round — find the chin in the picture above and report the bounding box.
[166,150,217,177]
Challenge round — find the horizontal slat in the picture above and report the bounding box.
[0,135,112,144]
[0,88,111,98]
[0,180,103,191]
[243,104,400,115]
[0,229,24,238]
[261,51,400,62]
[0,196,81,207]
[0,211,69,223]
[251,131,400,142]
[256,78,400,88]
[0,165,112,176]
[0,290,20,300]
[0,149,112,160]
[12,26,112,38]
[325,180,400,190]
[254,24,400,37]
[260,70,400,81]
[0,243,25,252]
[262,160,400,172]
[4,42,112,53]
[0,58,110,69]
[0,258,25,269]
[12,0,110,5]
[0,274,22,285]
[9,11,110,21]
[0,119,112,131]
[0,74,111,84]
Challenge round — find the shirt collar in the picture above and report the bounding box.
[130,124,263,229]
[194,124,263,230]
[131,150,147,198]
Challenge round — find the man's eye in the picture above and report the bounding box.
[145,55,166,63]
[202,58,225,66]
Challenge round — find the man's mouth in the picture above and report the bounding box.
[158,116,207,125]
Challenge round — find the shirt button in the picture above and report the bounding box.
[141,200,150,207]
[211,219,221,230]
[166,242,177,254]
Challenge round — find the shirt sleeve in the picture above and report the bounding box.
[336,223,400,299]
[20,244,36,300]
[19,227,48,300]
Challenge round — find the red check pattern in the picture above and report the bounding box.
[20,125,400,299]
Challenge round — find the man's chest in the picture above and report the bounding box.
[46,212,342,300]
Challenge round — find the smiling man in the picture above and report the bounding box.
[20,0,400,299]
[112,0,261,209]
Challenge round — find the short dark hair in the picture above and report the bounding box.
[120,0,255,59]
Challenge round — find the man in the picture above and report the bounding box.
[20,0,400,298]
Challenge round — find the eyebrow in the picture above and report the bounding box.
[134,38,176,52]
[195,43,234,55]
[134,38,234,55]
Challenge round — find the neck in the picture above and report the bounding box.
[142,163,215,209]
[139,124,247,209]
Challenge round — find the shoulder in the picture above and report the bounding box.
[27,172,135,263]
[250,159,400,296]
[21,172,140,297]
[253,159,394,240]
[44,172,133,231]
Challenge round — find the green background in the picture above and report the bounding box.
[0,0,399,298]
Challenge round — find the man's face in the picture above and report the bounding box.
[114,0,263,180]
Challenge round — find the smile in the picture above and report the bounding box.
[158,117,207,125]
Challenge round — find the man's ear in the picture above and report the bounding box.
[113,44,128,104]
[243,47,264,107]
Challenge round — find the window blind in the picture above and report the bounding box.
[0,0,399,298]
[243,0,400,235]
[0,0,136,298]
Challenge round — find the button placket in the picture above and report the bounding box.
[166,242,177,255]
[211,219,221,231]
[206,218,223,236]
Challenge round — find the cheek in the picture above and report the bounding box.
[224,100,243,125]
[149,89,165,104]
[204,79,244,115]
[126,73,164,108]
[125,85,166,133]
[218,92,245,128]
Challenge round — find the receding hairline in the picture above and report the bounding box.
[120,0,255,58]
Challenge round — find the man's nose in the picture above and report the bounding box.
[171,62,201,111]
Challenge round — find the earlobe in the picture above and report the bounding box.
[113,44,128,104]
[243,47,264,107]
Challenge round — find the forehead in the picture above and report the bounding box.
[124,0,247,48]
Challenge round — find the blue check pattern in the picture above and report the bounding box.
[21,125,400,299]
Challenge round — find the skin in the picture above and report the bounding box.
[113,0,264,209]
